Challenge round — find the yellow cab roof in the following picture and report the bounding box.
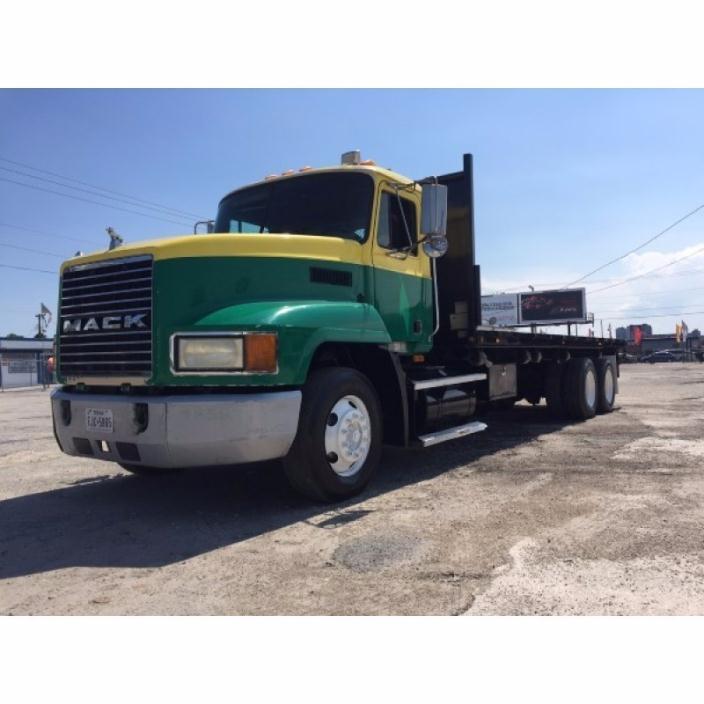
[219,163,417,202]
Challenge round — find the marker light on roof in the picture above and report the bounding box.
[282,169,295,176]
[264,174,278,180]
[299,166,312,172]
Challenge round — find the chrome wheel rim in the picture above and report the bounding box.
[324,395,371,477]
[585,368,597,409]
[604,366,615,404]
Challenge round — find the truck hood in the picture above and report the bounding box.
[60,233,369,272]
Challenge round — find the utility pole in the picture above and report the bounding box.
[600,319,604,338]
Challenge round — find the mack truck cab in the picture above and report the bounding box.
[51,151,622,501]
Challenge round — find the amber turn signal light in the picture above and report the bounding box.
[244,333,278,373]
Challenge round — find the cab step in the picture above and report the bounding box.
[417,420,488,447]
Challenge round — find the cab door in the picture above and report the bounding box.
[371,187,432,351]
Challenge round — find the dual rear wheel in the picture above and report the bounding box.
[546,356,616,420]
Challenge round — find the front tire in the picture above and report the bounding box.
[283,367,383,502]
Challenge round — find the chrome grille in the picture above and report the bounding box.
[59,255,153,379]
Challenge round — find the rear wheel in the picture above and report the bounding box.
[283,367,383,502]
[563,357,598,420]
[545,363,567,417]
[595,357,617,413]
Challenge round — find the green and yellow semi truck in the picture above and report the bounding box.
[51,152,623,501]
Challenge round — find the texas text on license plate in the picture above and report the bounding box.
[85,408,114,433]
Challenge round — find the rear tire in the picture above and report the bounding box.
[545,363,567,417]
[595,357,617,413]
[563,357,598,420]
[283,367,383,502]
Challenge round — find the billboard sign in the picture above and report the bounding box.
[481,288,588,327]
[481,294,519,327]
[519,288,587,325]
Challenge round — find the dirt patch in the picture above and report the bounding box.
[333,532,426,572]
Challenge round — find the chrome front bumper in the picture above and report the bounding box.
[51,388,302,468]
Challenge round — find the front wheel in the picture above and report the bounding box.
[283,367,383,502]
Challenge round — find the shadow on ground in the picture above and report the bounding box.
[0,405,569,579]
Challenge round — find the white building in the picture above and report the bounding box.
[0,337,54,389]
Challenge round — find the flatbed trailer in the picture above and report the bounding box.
[51,152,624,501]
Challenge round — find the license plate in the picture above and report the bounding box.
[85,408,114,433]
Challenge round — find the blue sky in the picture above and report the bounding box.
[1,89,703,336]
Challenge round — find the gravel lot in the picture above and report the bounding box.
[1,363,704,615]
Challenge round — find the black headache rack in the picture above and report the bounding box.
[434,154,482,347]
[430,153,625,361]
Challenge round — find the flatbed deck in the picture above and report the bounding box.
[471,326,625,351]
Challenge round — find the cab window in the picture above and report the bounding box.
[377,192,417,254]
[215,172,374,241]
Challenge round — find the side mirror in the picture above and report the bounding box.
[420,183,448,257]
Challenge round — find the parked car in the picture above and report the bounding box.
[640,351,681,363]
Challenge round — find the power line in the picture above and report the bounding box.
[589,244,704,294]
[588,283,704,301]
[0,221,97,246]
[0,156,207,220]
[0,242,65,258]
[587,268,704,296]
[596,303,704,315]
[0,176,193,227]
[0,164,203,222]
[494,279,610,293]
[599,310,704,321]
[0,263,57,275]
[565,202,704,287]
[488,266,704,294]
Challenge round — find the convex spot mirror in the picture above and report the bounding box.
[422,236,449,258]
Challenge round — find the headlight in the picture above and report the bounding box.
[173,333,277,373]
[175,336,244,371]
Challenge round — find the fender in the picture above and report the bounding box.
[193,300,392,384]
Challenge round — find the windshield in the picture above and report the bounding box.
[214,172,374,242]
